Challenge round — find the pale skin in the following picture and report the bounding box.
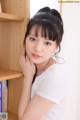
[18,26,58,120]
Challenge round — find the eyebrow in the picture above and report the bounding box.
[29,33,52,41]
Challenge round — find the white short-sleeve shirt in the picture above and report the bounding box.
[31,63,66,120]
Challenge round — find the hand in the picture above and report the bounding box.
[19,51,36,80]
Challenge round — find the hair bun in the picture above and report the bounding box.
[37,7,50,13]
[50,9,62,21]
[36,7,62,23]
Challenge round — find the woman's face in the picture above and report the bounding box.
[25,26,58,64]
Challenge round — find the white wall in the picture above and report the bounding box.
[30,0,59,17]
[61,2,80,120]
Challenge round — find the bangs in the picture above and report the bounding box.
[29,19,58,41]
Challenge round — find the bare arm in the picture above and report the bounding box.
[19,94,55,120]
[18,52,55,120]
[18,76,32,119]
[18,51,36,119]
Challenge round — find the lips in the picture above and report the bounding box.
[32,54,42,58]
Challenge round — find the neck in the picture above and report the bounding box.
[36,60,49,73]
[35,58,56,76]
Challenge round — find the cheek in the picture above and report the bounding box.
[25,40,31,49]
[25,42,30,54]
[26,43,29,48]
[44,50,53,59]
[46,48,55,55]
[44,47,57,59]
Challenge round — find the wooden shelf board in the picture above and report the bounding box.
[0,12,24,22]
[8,112,18,120]
[0,69,23,80]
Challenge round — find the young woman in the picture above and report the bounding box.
[18,6,65,120]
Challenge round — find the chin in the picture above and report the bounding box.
[31,58,42,64]
[32,60,42,64]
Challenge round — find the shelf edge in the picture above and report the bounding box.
[0,12,24,22]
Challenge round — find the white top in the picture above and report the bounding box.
[31,63,66,120]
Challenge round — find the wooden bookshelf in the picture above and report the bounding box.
[0,69,23,80]
[0,13,24,22]
[8,112,18,120]
[0,0,30,118]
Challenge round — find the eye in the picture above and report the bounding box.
[30,37,36,42]
[45,42,52,46]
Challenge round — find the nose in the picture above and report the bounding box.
[34,42,43,52]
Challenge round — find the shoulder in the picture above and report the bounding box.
[36,63,65,84]
[35,63,66,104]
[36,63,66,91]
[41,63,65,82]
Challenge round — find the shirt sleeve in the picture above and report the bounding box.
[36,67,66,104]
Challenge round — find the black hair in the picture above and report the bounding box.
[24,7,64,52]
